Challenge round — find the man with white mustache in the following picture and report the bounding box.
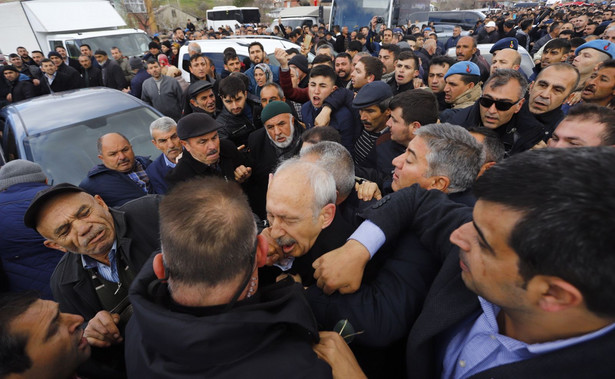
[245,101,303,219]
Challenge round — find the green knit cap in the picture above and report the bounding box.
[261,101,292,123]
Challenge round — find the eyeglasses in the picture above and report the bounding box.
[479,96,522,111]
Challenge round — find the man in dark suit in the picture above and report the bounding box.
[145,116,182,194]
[94,50,127,90]
[312,148,615,378]
[78,54,103,87]
[48,51,83,89]
[38,58,75,94]
[55,45,82,71]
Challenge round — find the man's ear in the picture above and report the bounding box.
[428,176,450,192]
[93,194,109,212]
[43,240,68,253]
[514,97,526,113]
[97,154,103,161]
[477,161,496,178]
[255,234,268,268]
[153,253,166,279]
[532,276,584,312]
[319,203,336,229]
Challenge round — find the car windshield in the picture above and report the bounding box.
[80,33,151,58]
[23,107,161,185]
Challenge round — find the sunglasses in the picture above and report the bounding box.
[479,97,521,111]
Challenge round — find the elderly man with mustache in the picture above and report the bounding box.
[165,113,250,189]
[145,117,183,195]
[23,182,161,376]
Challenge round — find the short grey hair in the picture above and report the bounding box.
[483,68,528,100]
[188,42,201,55]
[415,123,484,193]
[149,116,177,138]
[274,158,337,217]
[261,82,285,99]
[300,141,354,199]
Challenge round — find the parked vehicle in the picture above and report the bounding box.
[446,44,535,78]
[329,0,431,30]
[178,37,313,83]
[206,6,260,32]
[0,88,163,184]
[0,0,150,58]
[271,6,331,30]
[406,10,486,30]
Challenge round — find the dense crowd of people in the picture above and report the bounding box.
[1,2,615,378]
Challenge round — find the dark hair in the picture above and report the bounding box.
[312,54,334,67]
[388,89,438,126]
[8,53,19,59]
[473,147,615,317]
[335,52,352,63]
[146,58,158,66]
[558,29,574,37]
[248,41,264,53]
[430,55,456,70]
[520,19,533,30]
[301,126,342,145]
[548,21,562,33]
[223,47,237,55]
[189,53,206,65]
[569,37,586,50]
[358,56,384,81]
[219,75,246,98]
[148,42,160,50]
[81,44,91,50]
[355,32,366,40]
[31,50,43,56]
[396,50,419,71]
[543,38,571,55]
[173,27,183,33]
[457,73,481,85]
[348,40,363,52]
[40,58,52,65]
[160,178,256,286]
[0,292,38,376]
[467,126,505,163]
[224,52,239,65]
[567,103,615,145]
[308,64,337,83]
[380,44,401,60]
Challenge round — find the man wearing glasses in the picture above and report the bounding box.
[447,68,576,156]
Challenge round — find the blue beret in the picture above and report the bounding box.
[352,81,393,108]
[490,37,519,54]
[444,61,480,80]
[575,39,615,59]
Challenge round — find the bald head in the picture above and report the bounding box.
[490,49,521,74]
[97,133,136,173]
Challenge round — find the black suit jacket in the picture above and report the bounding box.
[364,185,615,378]
[50,195,161,320]
[39,71,76,94]
[101,59,128,90]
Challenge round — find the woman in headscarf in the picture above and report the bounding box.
[252,63,273,97]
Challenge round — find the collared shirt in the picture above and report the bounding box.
[45,71,57,85]
[349,220,386,258]
[81,241,119,283]
[441,296,615,379]
[163,154,176,168]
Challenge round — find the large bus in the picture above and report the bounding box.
[206,6,261,31]
[328,0,430,30]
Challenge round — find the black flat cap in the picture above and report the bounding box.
[177,113,219,140]
[24,183,86,229]
[188,80,213,99]
[352,81,393,109]
[94,50,107,56]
